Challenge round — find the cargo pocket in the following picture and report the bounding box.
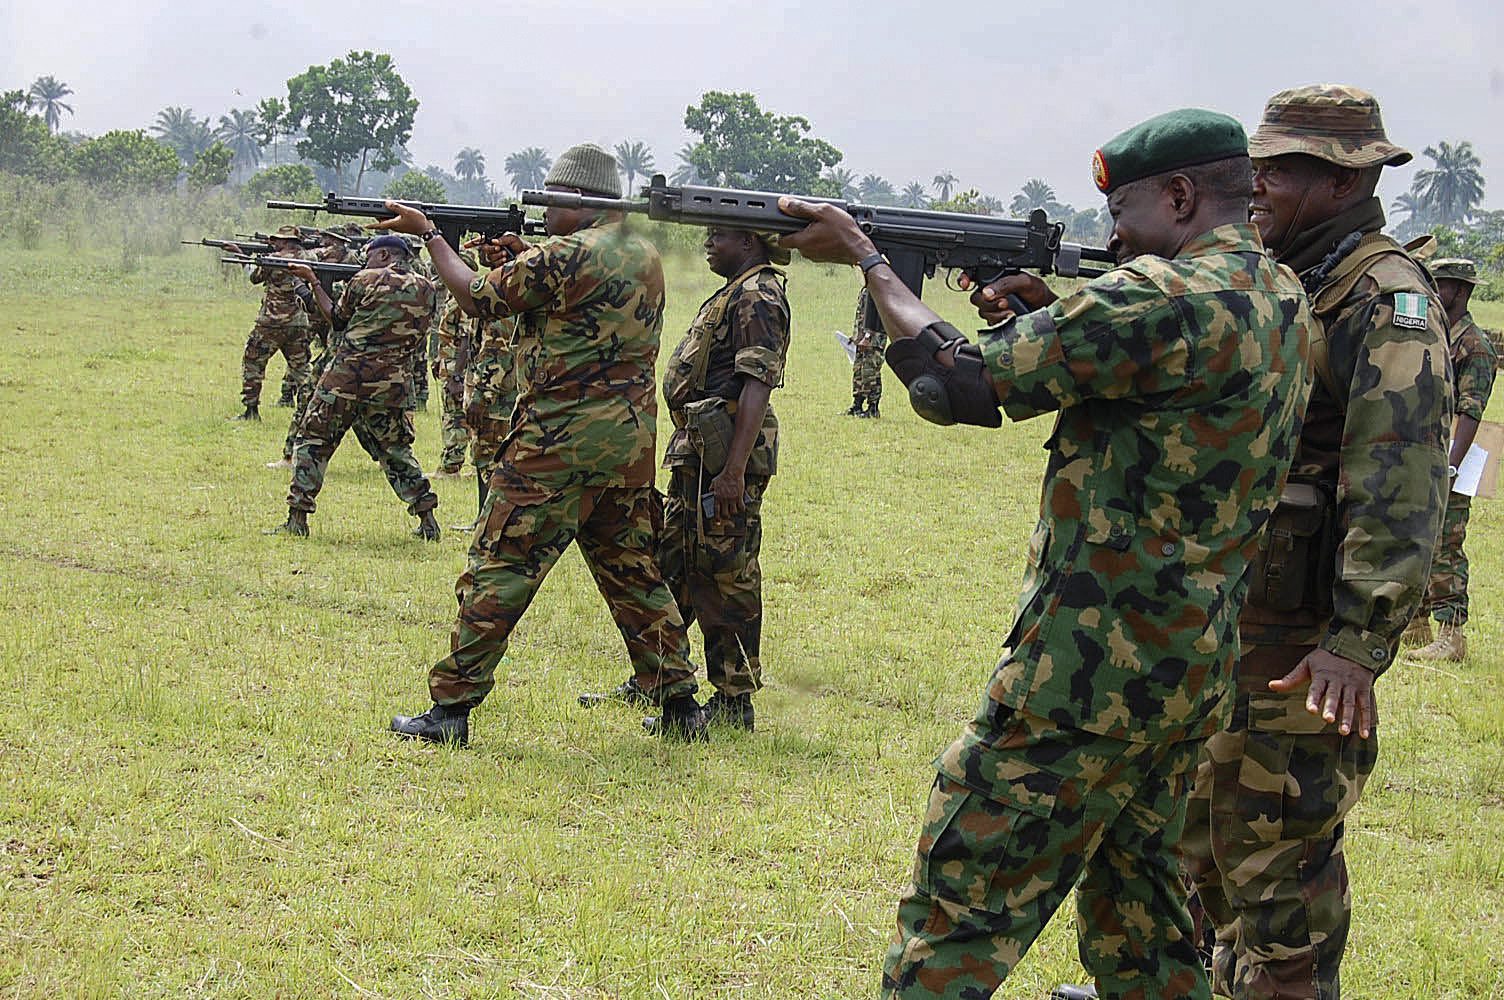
[914,773,1059,914]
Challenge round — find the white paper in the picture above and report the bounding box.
[834,330,857,364]
[1452,441,1488,497]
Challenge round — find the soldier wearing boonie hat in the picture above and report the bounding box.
[1180,85,1453,1000]
[1406,257,1496,664]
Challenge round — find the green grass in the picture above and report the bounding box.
[1,242,1502,998]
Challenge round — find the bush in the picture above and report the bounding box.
[187,142,233,192]
[244,164,319,202]
[70,130,180,193]
[383,170,447,203]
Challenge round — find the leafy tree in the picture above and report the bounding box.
[284,50,419,194]
[823,166,857,199]
[151,106,214,164]
[930,187,987,214]
[614,140,655,195]
[977,195,1004,216]
[26,75,73,133]
[187,141,233,192]
[0,90,69,178]
[858,174,896,205]
[683,91,841,193]
[384,170,447,203]
[215,109,262,177]
[670,143,702,185]
[71,129,181,192]
[454,147,485,181]
[1009,179,1065,218]
[1413,140,1485,228]
[504,146,551,192]
[245,163,319,201]
[254,97,290,164]
[932,171,958,202]
[901,181,930,208]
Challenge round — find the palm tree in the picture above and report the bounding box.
[1414,140,1486,228]
[1010,179,1063,218]
[901,181,930,209]
[977,195,1004,217]
[504,146,551,193]
[614,141,655,195]
[454,147,485,182]
[215,109,262,177]
[1389,190,1431,238]
[858,174,895,205]
[670,144,702,185]
[27,76,73,133]
[151,106,213,164]
[932,171,958,202]
[824,167,858,200]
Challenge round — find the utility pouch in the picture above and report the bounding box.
[1248,481,1336,615]
[684,396,736,476]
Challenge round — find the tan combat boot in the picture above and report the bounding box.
[1408,621,1466,662]
[1400,616,1433,647]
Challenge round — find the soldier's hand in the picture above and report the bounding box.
[371,200,432,237]
[1268,648,1377,738]
[286,263,317,284]
[958,273,1057,326]
[224,242,244,255]
[776,197,876,265]
[710,467,747,518]
[469,234,525,268]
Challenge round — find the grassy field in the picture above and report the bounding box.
[1,240,1502,999]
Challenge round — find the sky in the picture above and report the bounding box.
[5,0,1502,217]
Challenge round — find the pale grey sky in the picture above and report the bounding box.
[5,0,1501,215]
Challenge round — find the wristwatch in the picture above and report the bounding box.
[857,251,888,275]
[419,228,443,245]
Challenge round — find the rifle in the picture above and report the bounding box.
[185,237,272,254]
[236,231,324,249]
[522,174,1117,328]
[220,253,362,297]
[265,192,547,249]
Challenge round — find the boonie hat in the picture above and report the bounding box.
[1431,258,1480,285]
[1248,85,1412,168]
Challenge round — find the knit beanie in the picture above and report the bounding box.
[544,143,622,197]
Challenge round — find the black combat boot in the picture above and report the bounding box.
[1049,986,1097,999]
[642,695,710,741]
[390,702,470,746]
[846,394,865,416]
[866,399,880,419]
[233,404,260,421]
[265,509,309,536]
[413,510,441,542]
[702,691,755,730]
[275,389,295,407]
[578,676,652,708]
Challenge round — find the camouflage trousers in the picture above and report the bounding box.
[241,320,311,409]
[287,389,438,517]
[437,377,469,474]
[411,346,429,408]
[1181,643,1378,1000]
[1421,492,1472,625]
[853,347,884,403]
[658,464,768,697]
[285,342,385,465]
[884,704,1209,999]
[427,466,698,708]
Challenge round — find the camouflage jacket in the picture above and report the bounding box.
[321,261,436,408]
[853,287,887,351]
[661,263,789,475]
[466,319,520,439]
[950,223,1310,755]
[1449,312,1497,422]
[250,249,312,328]
[1240,199,1452,674]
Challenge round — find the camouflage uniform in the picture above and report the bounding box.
[433,298,475,474]
[658,262,790,699]
[1419,310,1496,626]
[851,287,887,414]
[466,317,519,480]
[281,242,363,462]
[410,252,436,410]
[885,223,1311,999]
[1180,87,1453,1000]
[241,250,313,410]
[287,260,439,518]
[426,217,698,709]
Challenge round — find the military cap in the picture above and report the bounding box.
[269,224,303,241]
[318,228,350,244]
[1248,85,1411,168]
[342,222,366,238]
[1431,258,1480,285]
[545,142,622,198]
[1092,109,1248,194]
[366,234,411,256]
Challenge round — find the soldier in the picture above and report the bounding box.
[1407,257,1496,661]
[1179,86,1452,1000]
[379,143,708,746]
[582,226,791,731]
[229,224,313,422]
[273,234,441,541]
[409,238,435,413]
[848,287,886,417]
[429,246,481,482]
[463,316,520,517]
[779,109,1311,998]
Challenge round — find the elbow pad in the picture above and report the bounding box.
[884,321,1002,427]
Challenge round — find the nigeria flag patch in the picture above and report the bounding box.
[1393,292,1429,330]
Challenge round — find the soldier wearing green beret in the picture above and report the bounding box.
[227,224,314,423]
[1406,257,1496,661]
[780,108,1311,999]
[1178,85,1453,1000]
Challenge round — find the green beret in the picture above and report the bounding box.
[1431,258,1479,285]
[1092,109,1249,194]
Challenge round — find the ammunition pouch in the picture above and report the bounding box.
[683,397,737,476]
[1247,480,1337,615]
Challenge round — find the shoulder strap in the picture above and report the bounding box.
[686,263,780,393]
[1305,233,1416,402]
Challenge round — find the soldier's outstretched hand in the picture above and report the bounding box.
[1269,647,1376,737]
[286,263,316,284]
[776,197,875,266]
[371,200,433,237]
